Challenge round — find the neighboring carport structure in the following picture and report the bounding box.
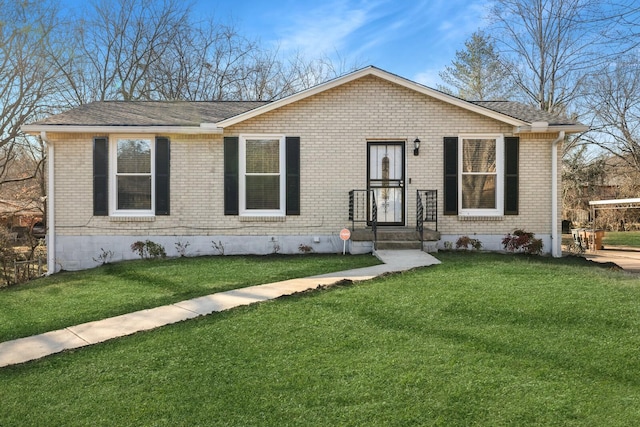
[585,197,640,250]
[589,198,640,230]
[582,198,640,273]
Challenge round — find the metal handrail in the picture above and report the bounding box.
[416,190,438,241]
[348,189,377,249]
[416,191,424,241]
[371,191,377,250]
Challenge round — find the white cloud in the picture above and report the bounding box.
[277,1,378,57]
[446,2,491,39]
[413,69,443,88]
[253,0,493,82]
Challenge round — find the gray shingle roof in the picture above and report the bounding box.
[470,101,576,126]
[33,101,269,126]
[29,96,577,128]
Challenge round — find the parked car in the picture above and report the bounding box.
[31,222,46,239]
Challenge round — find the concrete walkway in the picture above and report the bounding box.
[0,250,440,368]
[583,246,640,274]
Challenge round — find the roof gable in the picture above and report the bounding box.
[214,66,530,129]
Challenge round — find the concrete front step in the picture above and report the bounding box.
[376,241,422,250]
[350,227,440,253]
[377,229,421,241]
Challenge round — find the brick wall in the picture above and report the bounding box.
[49,75,559,243]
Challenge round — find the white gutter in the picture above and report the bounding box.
[22,125,223,135]
[514,124,589,134]
[589,197,640,206]
[41,132,56,274]
[551,131,565,258]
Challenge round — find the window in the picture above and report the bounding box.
[458,135,504,216]
[114,138,153,212]
[224,136,300,216]
[239,135,286,216]
[443,135,518,216]
[93,136,170,217]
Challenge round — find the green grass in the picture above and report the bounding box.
[603,231,640,247]
[2,252,640,426]
[0,254,380,342]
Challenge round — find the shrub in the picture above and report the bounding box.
[175,240,190,257]
[502,229,543,255]
[211,240,225,255]
[93,248,114,265]
[131,240,166,259]
[298,244,313,253]
[455,236,482,251]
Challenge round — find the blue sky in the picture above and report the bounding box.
[198,0,492,86]
[60,0,492,87]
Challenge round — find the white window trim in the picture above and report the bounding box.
[458,134,504,217]
[239,134,286,217]
[109,135,155,217]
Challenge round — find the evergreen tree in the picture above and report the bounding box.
[438,31,513,100]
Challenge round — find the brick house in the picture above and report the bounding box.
[23,66,587,272]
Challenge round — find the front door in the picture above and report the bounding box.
[368,142,405,225]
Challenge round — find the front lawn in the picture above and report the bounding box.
[603,231,640,247]
[0,254,380,342]
[2,252,640,426]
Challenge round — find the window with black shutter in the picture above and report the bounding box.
[443,135,518,216]
[224,135,300,216]
[92,136,170,216]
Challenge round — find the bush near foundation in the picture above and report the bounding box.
[502,229,543,255]
[131,240,166,259]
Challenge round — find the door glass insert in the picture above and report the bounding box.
[368,143,405,225]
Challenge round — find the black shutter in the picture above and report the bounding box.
[286,137,301,215]
[93,137,109,216]
[443,137,458,215]
[155,137,170,215]
[504,136,519,215]
[224,136,239,215]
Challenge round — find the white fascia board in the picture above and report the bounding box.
[21,125,223,135]
[215,66,529,128]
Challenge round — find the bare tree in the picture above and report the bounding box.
[278,53,360,97]
[236,51,359,101]
[57,2,353,103]
[153,24,360,102]
[488,0,640,115]
[152,17,261,101]
[581,55,640,172]
[562,145,606,223]
[0,0,62,186]
[57,0,192,104]
[438,31,515,100]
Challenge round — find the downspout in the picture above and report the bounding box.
[551,131,565,258]
[41,132,56,274]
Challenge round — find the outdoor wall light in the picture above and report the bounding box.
[413,137,421,156]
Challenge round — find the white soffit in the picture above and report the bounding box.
[21,125,223,135]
